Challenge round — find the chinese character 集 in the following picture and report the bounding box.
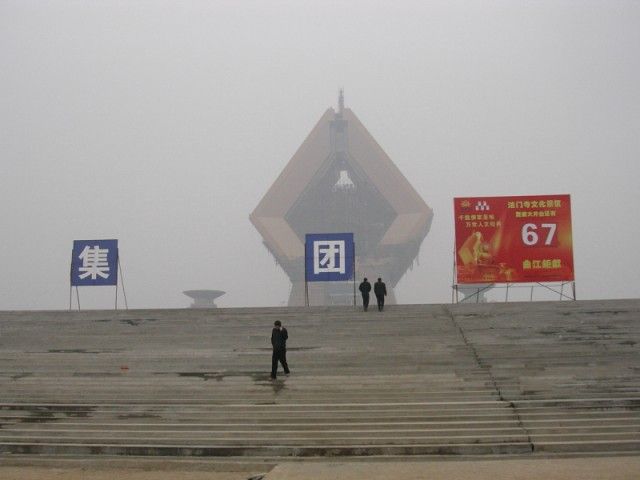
[78,245,110,280]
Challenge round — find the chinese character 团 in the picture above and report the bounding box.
[78,245,110,280]
[313,240,346,275]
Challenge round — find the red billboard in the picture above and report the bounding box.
[454,195,574,284]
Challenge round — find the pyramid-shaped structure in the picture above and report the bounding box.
[250,93,433,306]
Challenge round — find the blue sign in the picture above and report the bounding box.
[305,233,354,282]
[70,239,119,286]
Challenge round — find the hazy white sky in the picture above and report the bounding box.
[1,0,639,309]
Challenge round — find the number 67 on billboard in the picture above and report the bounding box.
[453,195,574,284]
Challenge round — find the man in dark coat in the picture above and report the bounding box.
[374,277,387,311]
[271,320,290,379]
[358,277,372,311]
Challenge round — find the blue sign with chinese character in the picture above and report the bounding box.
[305,233,354,282]
[70,239,119,286]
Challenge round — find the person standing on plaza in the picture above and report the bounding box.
[374,277,387,311]
[270,320,290,379]
[358,277,371,311]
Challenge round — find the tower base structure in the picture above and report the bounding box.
[251,92,433,307]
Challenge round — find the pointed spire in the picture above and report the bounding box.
[338,88,344,115]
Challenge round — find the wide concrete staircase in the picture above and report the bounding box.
[0,299,639,459]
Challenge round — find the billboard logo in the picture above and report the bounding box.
[305,233,354,282]
[475,200,490,211]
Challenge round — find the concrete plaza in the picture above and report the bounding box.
[1,299,639,477]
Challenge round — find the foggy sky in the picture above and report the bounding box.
[1,0,639,310]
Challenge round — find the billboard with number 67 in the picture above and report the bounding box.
[454,195,574,284]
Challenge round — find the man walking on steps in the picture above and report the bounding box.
[271,320,290,380]
[374,277,387,312]
[358,277,371,311]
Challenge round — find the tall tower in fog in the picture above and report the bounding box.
[250,92,433,306]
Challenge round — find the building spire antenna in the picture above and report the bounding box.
[338,88,344,114]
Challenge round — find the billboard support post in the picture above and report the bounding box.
[69,251,73,311]
[117,255,129,310]
[305,260,309,307]
[352,241,356,307]
[454,282,576,303]
[451,245,457,304]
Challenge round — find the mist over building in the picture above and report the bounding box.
[250,93,433,306]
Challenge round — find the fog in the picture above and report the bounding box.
[1,1,639,310]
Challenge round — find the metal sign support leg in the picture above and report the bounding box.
[451,245,457,304]
[352,242,356,307]
[69,252,74,311]
[118,256,129,310]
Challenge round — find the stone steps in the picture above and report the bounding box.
[0,299,639,458]
[0,442,536,457]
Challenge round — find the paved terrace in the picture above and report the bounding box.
[0,299,639,465]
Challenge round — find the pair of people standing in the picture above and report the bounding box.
[358,277,387,311]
